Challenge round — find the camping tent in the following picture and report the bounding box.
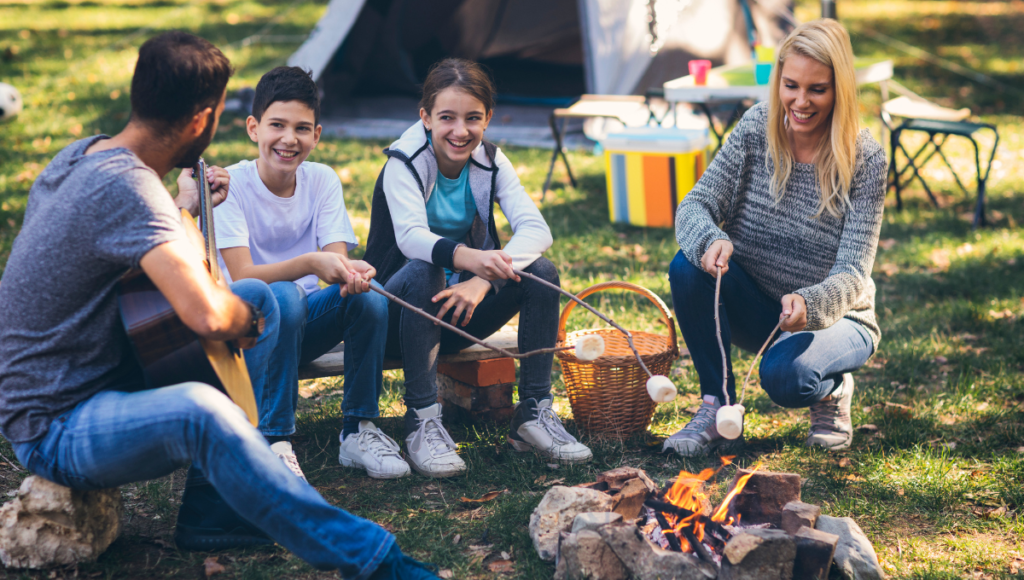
[288,0,793,107]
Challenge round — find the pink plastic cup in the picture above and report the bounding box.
[688,59,712,86]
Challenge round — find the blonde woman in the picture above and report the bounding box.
[664,19,887,457]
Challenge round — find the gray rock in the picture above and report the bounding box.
[794,526,839,580]
[530,486,616,561]
[781,500,821,534]
[611,478,650,520]
[719,528,796,580]
[560,530,629,580]
[816,515,886,580]
[572,512,623,533]
[0,476,122,569]
[725,469,802,528]
[598,522,717,580]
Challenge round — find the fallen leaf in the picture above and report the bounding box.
[460,490,506,503]
[544,478,566,487]
[976,402,990,411]
[438,570,454,579]
[857,424,879,433]
[988,309,1016,320]
[982,506,1007,519]
[452,534,461,545]
[933,355,948,364]
[685,405,701,414]
[838,457,853,468]
[501,551,511,560]
[878,238,898,250]
[884,402,913,418]
[204,557,226,577]
[533,475,546,484]
[487,559,515,573]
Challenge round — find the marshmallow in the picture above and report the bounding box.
[716,404,745,439]
[645,375,677,403]
[574,335,606,361]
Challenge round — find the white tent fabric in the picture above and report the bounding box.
[287,0,366,82]
[578,0,653,95]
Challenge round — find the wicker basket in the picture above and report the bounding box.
[555,281,678,436]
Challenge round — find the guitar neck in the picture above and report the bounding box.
[196,158,222,282]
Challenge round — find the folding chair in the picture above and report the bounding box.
[542,95,655,199]
[884,96,1000,228]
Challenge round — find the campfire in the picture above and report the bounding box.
[530,464,887,580]
[640,457,759,564]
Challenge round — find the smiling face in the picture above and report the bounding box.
[778,52,835,141]
[420,87,493,179]
[247,99,322,177]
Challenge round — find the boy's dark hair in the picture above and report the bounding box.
[130,31,233,130]
[252,67,321,125]
[420,59,496,114]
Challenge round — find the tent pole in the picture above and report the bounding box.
[822,0,837,19]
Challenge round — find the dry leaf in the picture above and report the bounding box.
[976,402,990,411]
[204,557,226,577]
[838,457,853,468]
[487,559,515,573]
[856,424,879,433]
[884,402,913,418]
[460,490,506,503]
[878,238,898,250]
[533,475,547,484]
[989,309,1016,320]
[545,478,566,487]
[438,570,454,579]
[982,506,1007,519]
[452,534,461,545]
[933,355,948,364]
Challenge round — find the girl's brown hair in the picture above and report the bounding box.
[420,58,496,114]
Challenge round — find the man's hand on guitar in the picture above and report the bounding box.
[175,165,230,218]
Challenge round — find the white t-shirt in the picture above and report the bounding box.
[214,159,357,296]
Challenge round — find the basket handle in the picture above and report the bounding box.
[556,281,678,352]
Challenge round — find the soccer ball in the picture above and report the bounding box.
[0,83,23,121]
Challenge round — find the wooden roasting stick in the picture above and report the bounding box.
[513,269,654,378]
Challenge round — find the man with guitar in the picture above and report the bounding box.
[0,31,436,579]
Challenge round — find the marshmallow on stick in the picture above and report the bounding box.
[574,335,606,361]
[646,375,677,403]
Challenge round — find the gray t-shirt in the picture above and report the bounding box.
[0,136,185,443]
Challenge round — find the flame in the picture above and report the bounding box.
[659,456,742,553]
[711,462,761,522]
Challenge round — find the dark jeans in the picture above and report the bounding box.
[668,251,874,408]
[383,258,561,410]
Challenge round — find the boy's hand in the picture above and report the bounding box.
[454,247,518,282]
[432,277,491,326]
[175,166,231,217]
[340,260,376,297]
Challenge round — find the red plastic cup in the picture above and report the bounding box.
[688,59,712,86]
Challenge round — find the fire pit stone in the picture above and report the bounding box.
[599,522,717,580]
[572,512,623,533]
[815,515,886,580]
[724,469,802,528]
[793,526,839,580]
[780,500,821,534]
[612,478,651,520]
[719,528,796,580]
[558,529,630,580]
[530,486,616,561]
[597,467,657,494]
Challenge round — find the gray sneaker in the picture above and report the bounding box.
[807,373,854,450]
[662,395,740,457]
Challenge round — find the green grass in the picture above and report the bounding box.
[2,0,1024,578]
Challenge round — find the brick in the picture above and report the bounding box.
[437,374,513,412]
[793,526,839,580]
[725,469,802,528]
[611,478,650,520]
[781,500,821,535]
[720,528,796,580]
[439,399,514,425]
[438,358,516,387]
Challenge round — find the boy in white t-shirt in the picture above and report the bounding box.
[215,67,410,480]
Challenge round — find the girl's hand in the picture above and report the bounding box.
[454,247,518,282]
[701,240,734,276]
[432,277,491,326]
[780,294,807,332]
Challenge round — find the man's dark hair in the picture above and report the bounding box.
[130,31,233,130]
[251,67,321,125]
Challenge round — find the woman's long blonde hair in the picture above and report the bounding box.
[766,19,859,219]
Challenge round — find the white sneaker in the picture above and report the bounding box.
[270,441,307,482]
[508,398,593,463]
[339,421,411,479]
[404,404,466,478]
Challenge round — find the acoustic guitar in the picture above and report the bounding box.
[117,158,259,427]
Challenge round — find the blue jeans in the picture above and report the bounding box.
[12,281,393,578]
[383,258,561,410]
[668,251,874,408]
[258,281,389,436]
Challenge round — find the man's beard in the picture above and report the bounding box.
[173,111,217,169]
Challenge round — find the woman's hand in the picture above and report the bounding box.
[175,165,230,217]
[701,240,734,276]
[453,247,518,282]
[780,294,807,332]
[432,277,491,326]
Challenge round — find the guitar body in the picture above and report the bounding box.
[117,162,259,427]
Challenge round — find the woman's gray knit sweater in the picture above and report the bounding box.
[675,101,887,349]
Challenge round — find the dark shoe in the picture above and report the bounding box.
[174,480,274,551]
